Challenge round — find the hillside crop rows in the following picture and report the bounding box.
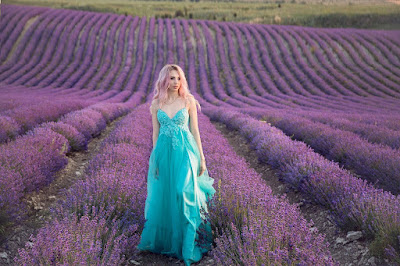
[1,4,399,265]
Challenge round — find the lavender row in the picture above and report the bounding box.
[262,104,400,146]
[258,24,396,99]
[40,12,104,88]
[74,15,125,90]
[252,25,398,103]
[10,11,84,86]
[228,21,396,112]
[266,26,341,96]
[0,7,45,63]
[63,15,122,89]
[201,21,258,108]
[305,28,396,98]
[195,105,334,265]
[109,17,141,91]
[297,25,400,97]
[358,31,400,68]
[228,22,353,111]
[54,14,112,88]
[188,20,230,107]
[181,19,202,102]
[0,81,119,141]
[272,26,363,97]
[3,10,72,85]
[0,127,69,225]
[240,108,400,194]
[349,31,400,80]
[124,16,155,107]
[212,21,286,108]
[118,16,147,96]
[344,112,400,131]
[204,20,400,114]
[331,29,400,89]
[0,93,90,144]
[298,111,400,150]
[236,22,348,110]
[204,106,400,262]
[1,6,143,94]
[292,105,400,133]
[0,8,60,76]
[31,12,96,87]
[312,28,400,98]
[232,22,342,110]
[0,102,130,225]
[15,102,158,264]
[96,17,134,91]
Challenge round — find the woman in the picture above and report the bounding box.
[137,64,216,266]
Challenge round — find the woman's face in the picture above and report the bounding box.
[168,70,181,92]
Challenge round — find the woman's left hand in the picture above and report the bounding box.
[199,158,206,176]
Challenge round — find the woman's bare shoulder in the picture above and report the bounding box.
[183,95,191,108]
[186,95,195,104]
[150,99,159,112]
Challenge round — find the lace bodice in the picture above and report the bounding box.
[157,107,190,149]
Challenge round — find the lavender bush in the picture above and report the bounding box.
[204,106,400,262]
[239,108,400,194]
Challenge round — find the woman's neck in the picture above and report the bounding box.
[167,91,179,100]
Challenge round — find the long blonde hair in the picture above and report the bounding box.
[152,64,201,112]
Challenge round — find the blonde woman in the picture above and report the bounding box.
[137,64,216,266]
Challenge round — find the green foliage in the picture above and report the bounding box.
[370,227,400,263]
[6,0,400,29]
[302,13,400,28]
[175,9,184,17]
[0,210,14,242]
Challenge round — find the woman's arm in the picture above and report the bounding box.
[188,96,206,176]
[150,100,160,148]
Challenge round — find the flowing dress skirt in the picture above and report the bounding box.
[137,110,216,266]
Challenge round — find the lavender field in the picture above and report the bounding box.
[1,3,400,265]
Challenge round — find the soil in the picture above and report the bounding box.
[130,251,215,266]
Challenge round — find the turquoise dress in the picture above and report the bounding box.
[137,107,216,266]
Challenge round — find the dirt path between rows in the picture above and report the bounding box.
[0,115,126,265]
